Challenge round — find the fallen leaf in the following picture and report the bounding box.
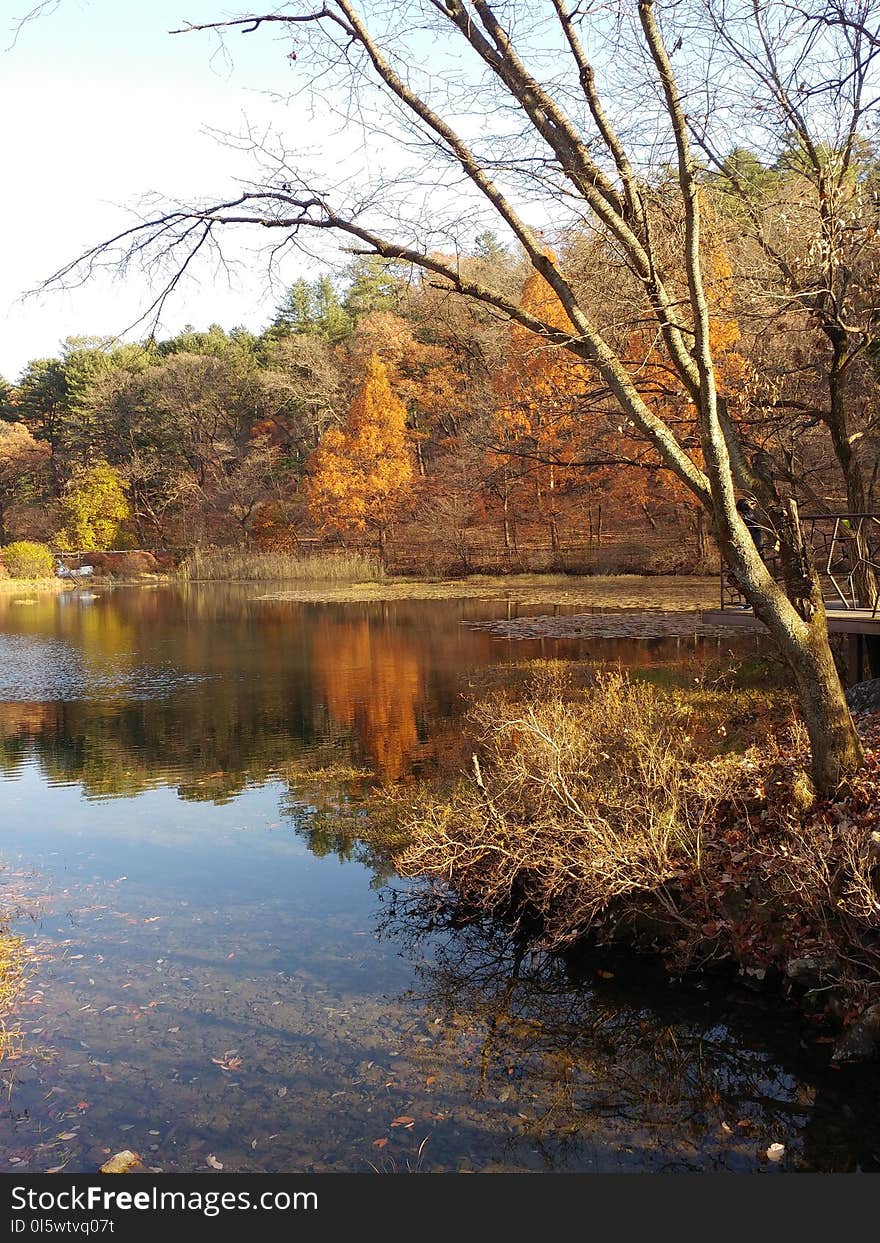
[206,1155,223,1170]
[425,1076,436,1087]
[212,1055,242,1071]
[390,1116,415,1128]
[372,1138,388,1149]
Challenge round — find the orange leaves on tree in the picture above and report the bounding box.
[307,353,414,557]
[490,269,585,549]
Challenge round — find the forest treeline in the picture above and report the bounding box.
[3,145,880,572]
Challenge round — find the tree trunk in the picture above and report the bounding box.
[378,522,387,567]
[786,621,863,792]
[826,345,878,608]
[723,497,863,792]
[695,508,710,563]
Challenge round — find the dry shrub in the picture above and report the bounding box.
[84,551,160,577]
[394,670,735,947]
[755,742,880,944]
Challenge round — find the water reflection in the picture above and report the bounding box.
[5,583,854,1174]
[379,897,880,1172]
[0,585,753,798]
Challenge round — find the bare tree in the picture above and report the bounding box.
[692,0,880,599]
[44,0,870,791]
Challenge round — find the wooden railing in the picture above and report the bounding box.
[721,512,880,616]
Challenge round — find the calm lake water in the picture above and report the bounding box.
[1,583,878,1173]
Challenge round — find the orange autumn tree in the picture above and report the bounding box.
[307,353,414,561]
[350,311,467,475]
[491,266,586,552]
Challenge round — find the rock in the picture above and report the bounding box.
[832,1002,880,1063]
[845,678,880,713]
[99,1150,144,1174]
[784,956,839,988]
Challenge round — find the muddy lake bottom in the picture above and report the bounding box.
[1,582,879,1173]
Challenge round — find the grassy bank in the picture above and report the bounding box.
[178,547,385,583]
[387,669,880,1060]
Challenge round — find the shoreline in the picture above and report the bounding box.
[0,578,71,595]
[385,672,880,1063]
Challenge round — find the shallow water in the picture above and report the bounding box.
[0,583,878,1173]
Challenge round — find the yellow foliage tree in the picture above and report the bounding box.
[307,353,414,560]
[56,460,132,551]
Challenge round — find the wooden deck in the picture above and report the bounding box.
[702,603,880,683]
[702,605,880,636]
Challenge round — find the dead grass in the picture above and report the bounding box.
[388,670,880,1052]
[259,573,718,608]
[0,578,68,595]
[178,547,385,583]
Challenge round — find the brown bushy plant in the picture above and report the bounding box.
[394,670,736,947]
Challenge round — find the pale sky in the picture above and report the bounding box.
[0,0,358,381]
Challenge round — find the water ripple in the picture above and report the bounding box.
[0,634,205,701]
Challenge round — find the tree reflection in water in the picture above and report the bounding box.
[378,889,880,1171]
